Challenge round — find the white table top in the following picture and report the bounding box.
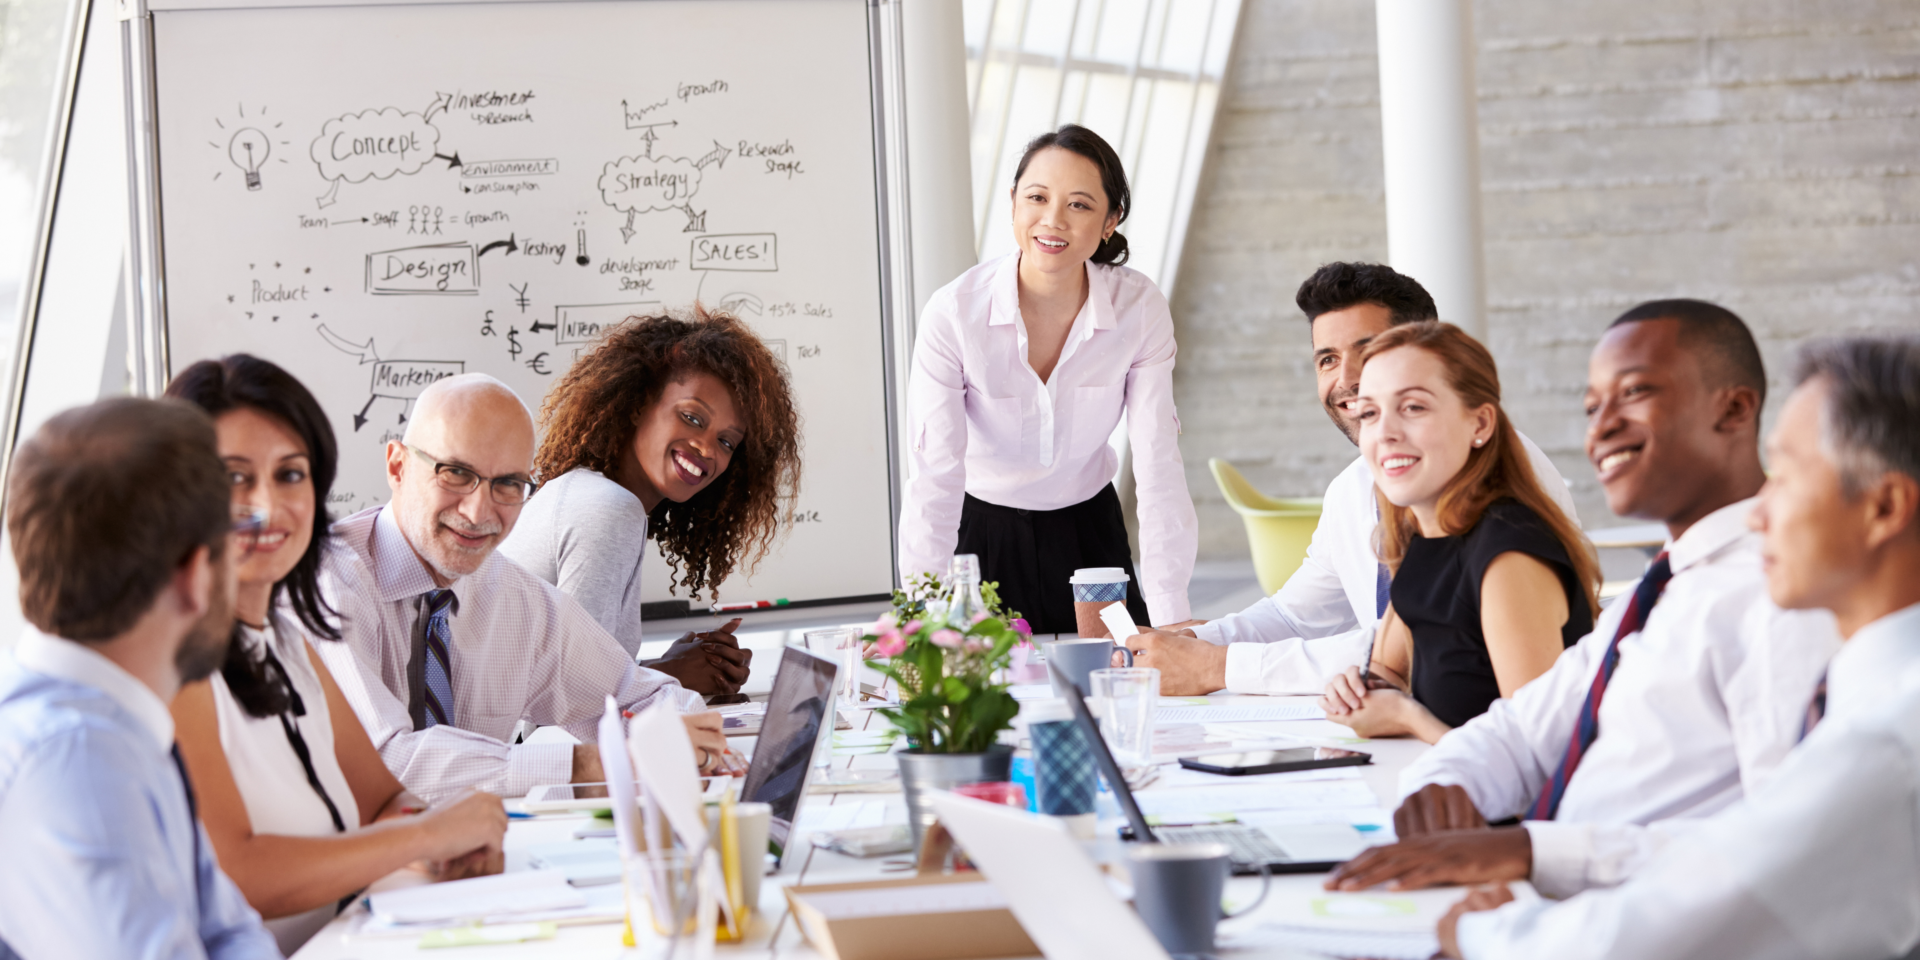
[292,683,1428,960]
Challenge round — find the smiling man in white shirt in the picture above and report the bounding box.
[1324,300,1838,901]
[1436,335,1920,960]
[312,374,729,805]
[1127,263,1575,695]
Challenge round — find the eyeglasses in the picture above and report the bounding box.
[231,507,268,555]
[405,444,537,505]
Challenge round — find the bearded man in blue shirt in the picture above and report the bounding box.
[0,397,278,960]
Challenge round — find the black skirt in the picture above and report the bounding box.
[955,484,1151,634]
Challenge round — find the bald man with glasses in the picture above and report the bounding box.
[311,375,735,805]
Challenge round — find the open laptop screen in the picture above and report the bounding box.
[740,645,837,852]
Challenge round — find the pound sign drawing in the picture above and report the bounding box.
[481,309,497,337]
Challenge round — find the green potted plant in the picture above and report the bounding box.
[865,558,1031,848]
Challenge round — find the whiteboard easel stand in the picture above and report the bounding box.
[869,0,915,583]
[120,0,170,398]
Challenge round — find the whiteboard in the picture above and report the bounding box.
[147,0,900,607]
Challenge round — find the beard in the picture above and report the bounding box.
[408,506,502,582]
[175,558,236,683]
[1323,383,1361,445]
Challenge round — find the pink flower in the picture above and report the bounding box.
[930,629,964,649]
[963,636,989,653]
[871,628,906,657]
[971,611,989,624]
[902,619,924,635]
[1010,618,1032,637]
[872,611,897,634]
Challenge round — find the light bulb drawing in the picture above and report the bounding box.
[229,128,271,190]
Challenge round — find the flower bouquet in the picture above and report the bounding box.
[864,572,1031,754]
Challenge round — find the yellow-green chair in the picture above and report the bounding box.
[1210,458,1324,595]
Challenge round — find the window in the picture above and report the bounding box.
[0,0,81,379]
[964,0,1241,293]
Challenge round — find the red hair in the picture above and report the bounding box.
[1362,322,1599,617]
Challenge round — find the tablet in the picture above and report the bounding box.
[1177,746,1372,776]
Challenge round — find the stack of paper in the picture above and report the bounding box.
[1154,700,1324,723]
[357,869,626,937]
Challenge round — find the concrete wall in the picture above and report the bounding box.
[1173,0,1920,558]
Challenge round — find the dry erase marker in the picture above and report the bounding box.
[710,598,789,613]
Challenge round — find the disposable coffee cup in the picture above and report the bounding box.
[1070,568,1130,638]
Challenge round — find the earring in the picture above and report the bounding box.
[1473,438,1484,447]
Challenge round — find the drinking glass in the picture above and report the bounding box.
[1090,667,1159,771]
[803,627,863,711]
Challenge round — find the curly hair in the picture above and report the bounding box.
[534,304,801,599]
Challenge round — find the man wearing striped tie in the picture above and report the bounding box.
[1430,336,1920,959]
[1324,301,1838,900]
[312,374,735,805]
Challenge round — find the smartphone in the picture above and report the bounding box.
[1177,746,1372,776]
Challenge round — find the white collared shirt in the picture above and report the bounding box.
[310,505,703,804]
[1458,603,1920,960]
[1398,498,1840,897]
[14,629,174,749]
[897,253,1199,624]
[1194,434,1578,694]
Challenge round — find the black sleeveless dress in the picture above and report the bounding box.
[1391,498,1591,729]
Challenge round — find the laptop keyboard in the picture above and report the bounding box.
[1156,823,1290,868]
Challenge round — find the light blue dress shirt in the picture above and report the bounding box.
[0,629,280,960]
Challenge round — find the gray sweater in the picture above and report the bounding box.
[498,468,650,657]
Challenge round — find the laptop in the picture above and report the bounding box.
[1050,661,1370,875]
[738,644,839,860]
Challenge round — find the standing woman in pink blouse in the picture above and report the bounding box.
[898,124,1197,632]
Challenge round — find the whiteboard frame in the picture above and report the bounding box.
[119,0,916,595]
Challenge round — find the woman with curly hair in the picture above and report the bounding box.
[500,305,801,697]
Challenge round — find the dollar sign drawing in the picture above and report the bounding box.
[507,327,523,360]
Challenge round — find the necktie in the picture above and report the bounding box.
[1800,672,1828,741]
[420,589,457,728]
[170,744,204,902]
[1529,552,1674,821]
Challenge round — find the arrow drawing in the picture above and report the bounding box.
[694,140,731,171]
[433,151,464,170]
[529,317,558,334]
[423,92,452,123]
[477,234,519,258]
[318,324,380,364]
[352,395,377,431]
[719,292,764,316]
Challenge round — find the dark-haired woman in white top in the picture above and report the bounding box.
[898,124,1197,632]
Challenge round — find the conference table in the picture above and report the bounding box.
[291,634,1435,960]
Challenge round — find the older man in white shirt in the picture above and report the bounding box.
[1437,335,1920,960]
[312,375,728,805]
[1325,301,1837,897]
[1127,263,1575,696]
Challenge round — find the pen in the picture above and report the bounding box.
[710,598,789,613]
[507,811,534,820]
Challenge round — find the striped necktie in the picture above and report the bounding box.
[1529,552,1673,821]
[1799,672,1828,742]
[421,588,457,728]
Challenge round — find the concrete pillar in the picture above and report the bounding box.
[901,0,977,323]
[1374,0,1486,337]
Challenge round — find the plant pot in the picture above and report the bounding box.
[896,744,1015,850]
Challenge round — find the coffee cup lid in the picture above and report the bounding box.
[1069,567,1130,584]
